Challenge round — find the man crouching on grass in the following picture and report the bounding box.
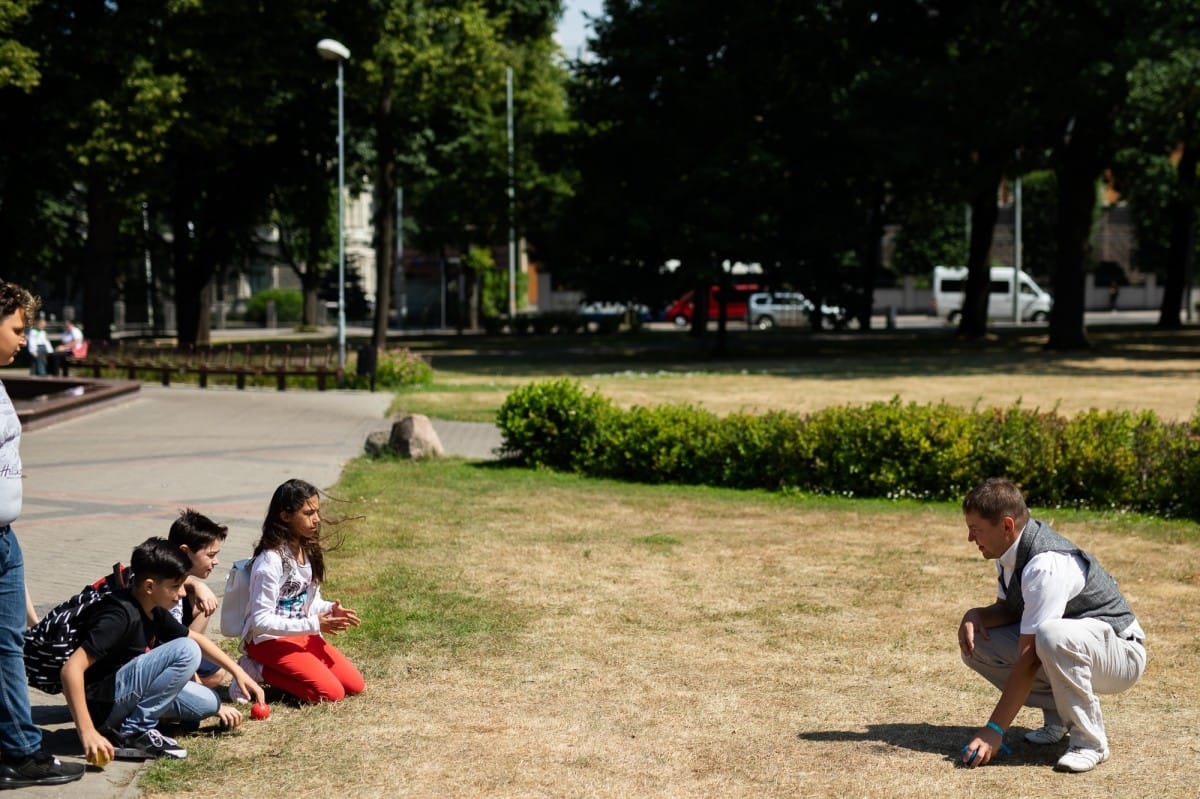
[957,478,1146,773]
[61,538,265,764]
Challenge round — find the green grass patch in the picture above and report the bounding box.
[1035,505,1200,545]
[635,533,682,550]
[137,757,191,793]
[345,566,521,659]
[387,381,514,423]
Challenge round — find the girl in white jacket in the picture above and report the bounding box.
[242,479,363,703]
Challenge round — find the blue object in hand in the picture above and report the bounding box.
[961,743,1012,765]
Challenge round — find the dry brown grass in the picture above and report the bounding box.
[150,460,1200,799]
[146,337,1200,797]
[401,343,1200,423]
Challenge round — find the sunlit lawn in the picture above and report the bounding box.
[137,323,1200,797]
[142,458,1199,798]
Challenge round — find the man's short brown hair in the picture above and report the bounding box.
[963,477,1030,527]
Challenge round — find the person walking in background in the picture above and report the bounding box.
[234,479,364,704]
[47,319,84,376]
[956,477,1146,773]
[0,281,85,787]
[25,316,49,377]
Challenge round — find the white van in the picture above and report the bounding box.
[931,266,1052,323]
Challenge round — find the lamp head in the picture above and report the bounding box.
[316,38,350,62]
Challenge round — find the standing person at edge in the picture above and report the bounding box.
[957,477,1147,773]
[0,282,85,787]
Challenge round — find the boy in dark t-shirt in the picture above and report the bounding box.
[61,538,265,763]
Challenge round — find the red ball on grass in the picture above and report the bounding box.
[250,702,270,720]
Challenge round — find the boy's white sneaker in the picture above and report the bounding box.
[1023,724,1068,745]
[1055,746,1110,773]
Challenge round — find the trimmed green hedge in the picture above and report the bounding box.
[343,347,432,390]
[496,379,1200,517]
[374,347,433,389]
[242,289,303,324]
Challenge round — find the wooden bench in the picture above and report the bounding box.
[67,342,339,391]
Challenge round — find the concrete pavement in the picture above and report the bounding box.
[8,382,501,798]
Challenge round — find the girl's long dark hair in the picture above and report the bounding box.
[253,478,328,584]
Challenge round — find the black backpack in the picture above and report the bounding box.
[24,563,129,694]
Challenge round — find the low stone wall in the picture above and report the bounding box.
[4,375,141,431]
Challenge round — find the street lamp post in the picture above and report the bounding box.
[506,65,516,320]
[317,38,350,376]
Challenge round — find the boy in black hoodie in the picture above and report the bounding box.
[61,538,264,763]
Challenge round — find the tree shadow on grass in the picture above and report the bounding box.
[798,723,1062,768]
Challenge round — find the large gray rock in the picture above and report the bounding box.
[387,413,445,459]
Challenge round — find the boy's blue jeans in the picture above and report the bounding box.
[104,637,219,737]
[0,526,41,757]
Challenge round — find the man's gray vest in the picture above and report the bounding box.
[1003,519,1136,636]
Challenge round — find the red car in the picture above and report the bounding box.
[665,283,763,327]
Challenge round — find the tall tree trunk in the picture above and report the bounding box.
[300,228,321,328]
[373,184,395,346]
[195,277,213,346]
[171,225,215,347]
[371,76,396,354]
[82,179,118,343]
[958,170,1001,340]
[455,258,467,335]
[1158,140,1196,330]
[712,258,728,356]
[180,221,216,346]
[174,262,201,347]
[169,181,207,347]
[688,268,707,338]
[301,253,320,329]
[467,264,479,331]
[1046,142,1098,351]
[857,191,885,330]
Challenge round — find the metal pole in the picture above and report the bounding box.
[1012,176,1022,324]
[142,202,154,331]
[507,65,516,319]
[1185,222,1196,322]
[396,187,405,330]
[336,58,347,374]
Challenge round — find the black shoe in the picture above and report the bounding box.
[108,728,187,760]
[0,751,85,788]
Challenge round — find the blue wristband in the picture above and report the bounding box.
[986,721,1005,736]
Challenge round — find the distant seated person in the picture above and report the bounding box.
[47,319,87,376]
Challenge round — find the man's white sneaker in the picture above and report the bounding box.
[1024,724,1068,745]
[1055,746,1110,773]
